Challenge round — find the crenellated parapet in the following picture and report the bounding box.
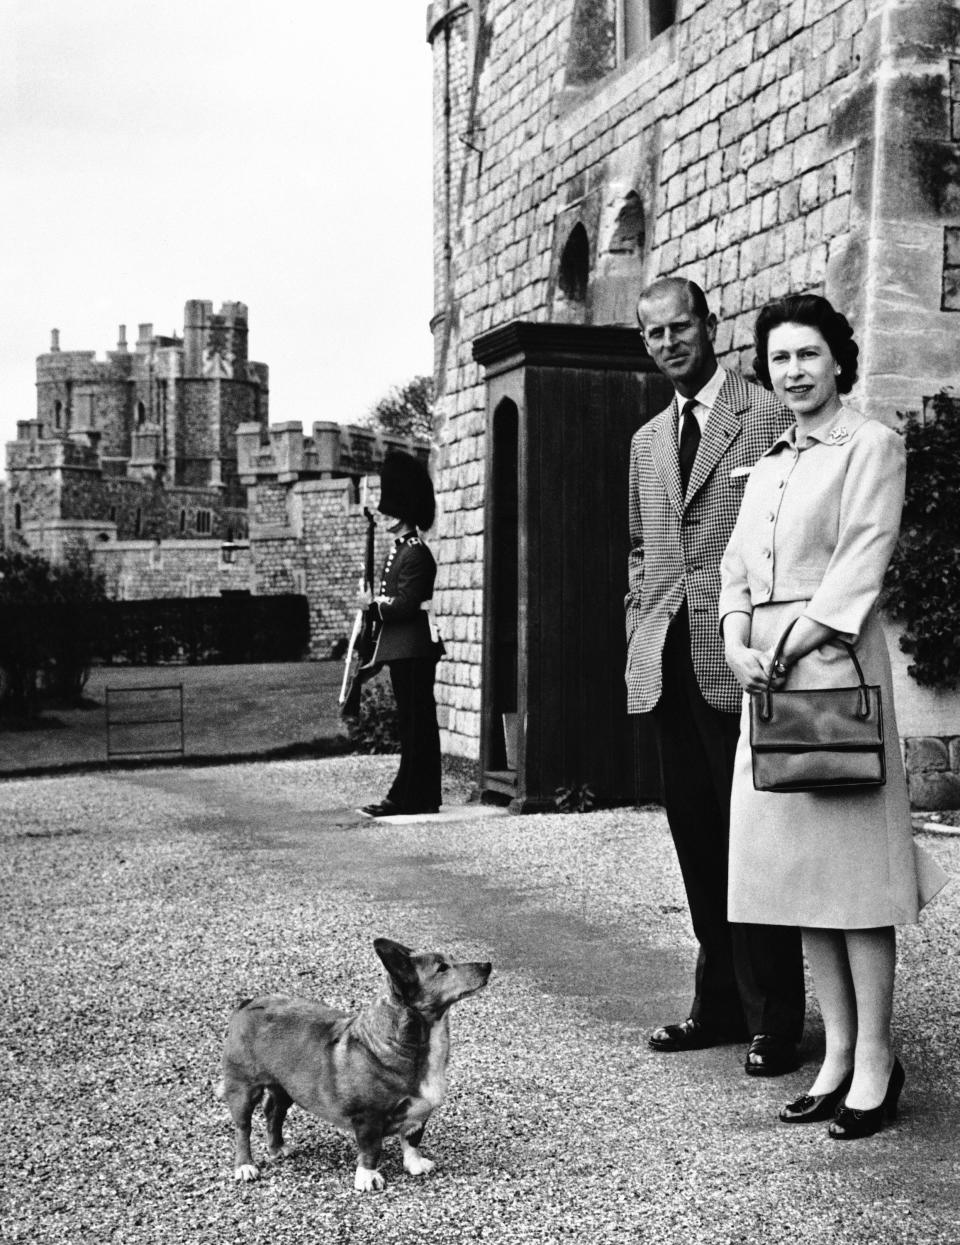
[236,420,431,486]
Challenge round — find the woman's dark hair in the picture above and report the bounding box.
[753,294,859,394]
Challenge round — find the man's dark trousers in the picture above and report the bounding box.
[651,604,804,1039]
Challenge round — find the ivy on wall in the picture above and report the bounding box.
[881,393,960,689]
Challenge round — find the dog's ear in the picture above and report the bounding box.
[374,938,418,991]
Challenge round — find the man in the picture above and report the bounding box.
[625,277,804,1075]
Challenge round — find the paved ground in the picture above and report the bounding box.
[2,754,958,1244]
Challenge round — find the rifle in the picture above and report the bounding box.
[339,507,381,717]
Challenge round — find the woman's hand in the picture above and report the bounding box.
[725,643,780,693]
[760,647,790,689]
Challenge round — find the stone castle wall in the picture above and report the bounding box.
[93,540,253,601]
[6,429,246,546]
[426,0,960,759]
[84,473,401,662]
[248,476,400,659]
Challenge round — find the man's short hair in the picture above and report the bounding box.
[636,277,712,325]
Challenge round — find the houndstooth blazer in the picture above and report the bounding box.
[624,370,793,715]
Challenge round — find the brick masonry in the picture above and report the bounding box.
[426,0,960,801]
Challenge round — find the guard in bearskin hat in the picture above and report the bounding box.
[358,450,444,816]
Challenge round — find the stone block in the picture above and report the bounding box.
[728,172,747,209]
[720,247,740,285]
[754,82,781,126]
[761,190,779,230]
[905,735,950,773]
[822,194,850,239]
[908,769,960,811]
[834,149,855,196]
[767,261,792,299]
[799,169,820,212]
[808,241,828,283]
[805,206,824,247]
[771,142,793,186]
[785,102,807,142]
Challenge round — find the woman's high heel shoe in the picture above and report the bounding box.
[828,1058,905,1140]
[778,1069,854,1123]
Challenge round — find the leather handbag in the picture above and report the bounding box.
[749,619,886,793]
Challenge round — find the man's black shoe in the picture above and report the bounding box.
[360,801,440,818]
[744,1033,800,1077]
[359,800,400,818]
[648,1017,746,1052]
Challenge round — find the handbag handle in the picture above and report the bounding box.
[758,618,872,723]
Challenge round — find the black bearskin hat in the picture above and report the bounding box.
[377,450,435,530]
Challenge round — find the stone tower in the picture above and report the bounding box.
[33,300,269,502]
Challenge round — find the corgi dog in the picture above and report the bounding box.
[216,938,491,1191]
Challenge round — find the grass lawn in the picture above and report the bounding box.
[0,661,349,776]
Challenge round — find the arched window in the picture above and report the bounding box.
[54,400,63,429]
[558,223,590,303]
[14,503,22,531]
[136,401,146,426]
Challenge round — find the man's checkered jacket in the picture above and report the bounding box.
[624,370,793,716]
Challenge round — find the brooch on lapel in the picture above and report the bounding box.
[828,425,850,444]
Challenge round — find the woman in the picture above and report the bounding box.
[720,293,948,1139]
[359,450,444,818]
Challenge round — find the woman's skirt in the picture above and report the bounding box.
[728,602,949,928]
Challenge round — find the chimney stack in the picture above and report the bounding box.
[50,328,60,352]
[117,324,128,350]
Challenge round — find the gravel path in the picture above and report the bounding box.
[2,756,958,1243]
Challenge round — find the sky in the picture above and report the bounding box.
[0,1,435,445]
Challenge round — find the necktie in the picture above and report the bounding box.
[679,399,701,495]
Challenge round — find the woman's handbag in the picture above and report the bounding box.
[749,619,886,793]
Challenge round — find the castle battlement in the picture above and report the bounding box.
[236,420,431,486]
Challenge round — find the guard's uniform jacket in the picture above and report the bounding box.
[372,532,444,663]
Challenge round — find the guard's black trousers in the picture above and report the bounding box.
[387,657,442,813]
[650,604,805,1040]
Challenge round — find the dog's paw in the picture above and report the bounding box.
[354,1166,386,1192]
[403,1151,435,1177]
[266,1144,296,1163]
[234,1163,260,1183]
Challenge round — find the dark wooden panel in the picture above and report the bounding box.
[580,366,614,798]
[477,322,670,811]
